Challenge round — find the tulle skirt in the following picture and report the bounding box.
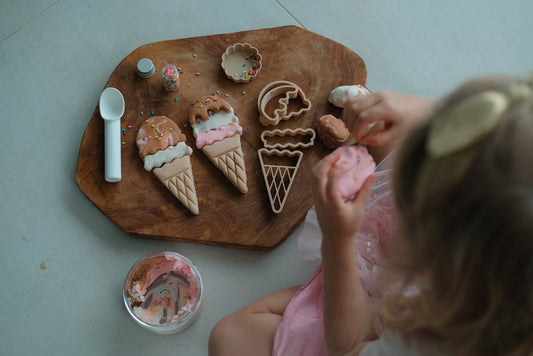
[273,153,397,356]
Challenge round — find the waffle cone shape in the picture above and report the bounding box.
[258,148,303,214]
[202,134,248,193]
[153,155,199,215]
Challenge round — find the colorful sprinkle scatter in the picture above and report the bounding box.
[237,53,260,80]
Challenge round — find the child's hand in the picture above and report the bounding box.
[343,91,436,147]
[312,149,376,243]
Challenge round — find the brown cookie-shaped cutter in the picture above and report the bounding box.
[260,128,316,150]
[258,148,303,214]
[257,80,312,126]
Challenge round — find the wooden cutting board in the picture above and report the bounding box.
[76,25,366,250]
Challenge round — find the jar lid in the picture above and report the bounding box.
[137,58,155,78]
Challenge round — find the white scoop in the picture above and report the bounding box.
[99,87,125,182]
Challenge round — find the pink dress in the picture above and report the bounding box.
[273,153,396,356]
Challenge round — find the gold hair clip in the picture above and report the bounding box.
[427,91,508,157]
[428,74,533,158]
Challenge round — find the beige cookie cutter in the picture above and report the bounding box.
[260,128,316,150]
[221,43,262,83]
[257,81,312,126]
[258,148,303,214]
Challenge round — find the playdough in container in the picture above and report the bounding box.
[123,251,203,334]
[221,43,262,83]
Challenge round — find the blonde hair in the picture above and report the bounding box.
[380,75,533,355]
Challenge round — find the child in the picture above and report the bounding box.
[209,74,533,355]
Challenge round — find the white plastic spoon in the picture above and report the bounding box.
[99,87,125,182]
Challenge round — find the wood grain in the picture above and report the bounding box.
[76,26,366,249]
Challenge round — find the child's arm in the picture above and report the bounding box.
[312,150,377,355]
[343,91,436,162]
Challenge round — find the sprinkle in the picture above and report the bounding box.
[180,70,184,74]
[145,119,149,123]
[178,67,182,71]
[191,101,196,105]
[242,63,246,67]
[140,112,144,116]
[151,124,155,128]
[127,125,132,129]
[151,111,155,115]
[122,142,126,145]
[175,97,179,102]
[193,53,197,57]
[216,90,220,94]
[196,72,200,76]
[225,93,229,97]
[241,90,246,95]
[122,128,126,135]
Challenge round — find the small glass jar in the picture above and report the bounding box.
[161,64,181,91]
[123,251,203,334]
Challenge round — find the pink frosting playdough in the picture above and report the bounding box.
[334,145,376,200]
[195,123,242,149]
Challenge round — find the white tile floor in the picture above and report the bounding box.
[1,1,531,355]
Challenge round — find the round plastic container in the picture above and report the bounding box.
[137,58,155,78]
[123,251,203,334]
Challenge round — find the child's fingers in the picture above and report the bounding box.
[343,95,381,131]
[345,93,381,114]
[358,124,395,147]
[351,105,391,141]
[324,161,345,209]
[350,174,376,209]
[312,150,342,201]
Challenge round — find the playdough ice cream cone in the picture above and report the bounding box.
[189,96,248,194]
[136,116,199,215]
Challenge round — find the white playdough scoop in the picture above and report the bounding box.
[99,87,125,182]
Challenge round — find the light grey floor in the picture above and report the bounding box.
[1,1,531,355]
